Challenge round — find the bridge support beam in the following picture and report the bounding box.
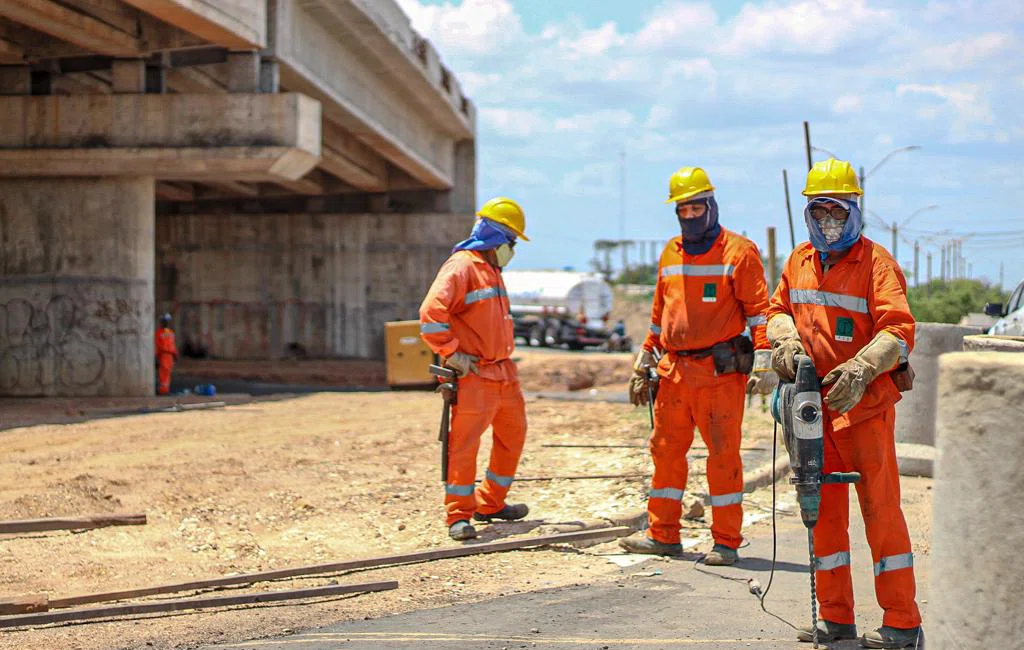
[0,177,155,396]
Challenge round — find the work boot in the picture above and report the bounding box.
[448,520,478,541]
[703,544,739,566]
[617,531,682,556]
[473,503,529,523]
[861,626,923,648]
[798,620,858,643]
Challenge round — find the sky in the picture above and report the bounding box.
[397,0,1024,288]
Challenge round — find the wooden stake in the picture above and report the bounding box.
[0,513,146,534]
[19,528,630,612]
[0,581,397,629]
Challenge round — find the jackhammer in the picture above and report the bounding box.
[771,354,860,649]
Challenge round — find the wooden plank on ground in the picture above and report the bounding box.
[0,581,397,628]
[0,513,146,534]
[44,527,631,610]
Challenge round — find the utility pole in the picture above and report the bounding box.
[968,262,973,279]
[999,261,1004,290]
[859,165,866,223]
[618,148,626,242]
[913,241,920,288]
[803,121,813,171]
[767,227,778,295]
[651,241,658,267]
[782,169,796,249]
[891,222,898,260]
[940,245,947,282]
[927,252,933,284]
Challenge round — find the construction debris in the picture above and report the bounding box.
[0,581,398,629]
[0,513,147,535]
[0,527,631,615]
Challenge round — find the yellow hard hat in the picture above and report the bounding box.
[665,167,715,204]
[803,158,863,197]
[477,196,529,241]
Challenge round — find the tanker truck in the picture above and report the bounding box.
[501,270,628,351]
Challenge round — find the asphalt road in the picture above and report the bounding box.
[209,497,929,650]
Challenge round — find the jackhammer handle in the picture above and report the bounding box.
[824,471,861,484]
[429,364,456,380]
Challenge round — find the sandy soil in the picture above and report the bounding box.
[0,349,932,650]
[0,385,778,650]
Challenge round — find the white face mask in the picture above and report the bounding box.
[494,243,515,267]
[820,215,846,244]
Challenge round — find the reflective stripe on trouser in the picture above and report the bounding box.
[444,373,527,526]
[648,355,745,547]
[814,406,921,629]
[157,354,174,395]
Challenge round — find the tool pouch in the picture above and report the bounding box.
[891,361,915,392]
[710,335,755,375]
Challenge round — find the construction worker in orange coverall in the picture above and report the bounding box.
[155,313,178,395]
[767,159,921,648]
[419,197,530,541]
[620,167,777,565]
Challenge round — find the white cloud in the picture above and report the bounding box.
[488,165,548,187]
[832,94,864,114]
[554,109,635,133]
[717,0,892,55]
[395,0,524,57]
[632,1,718,50]
[916,32,1012,71]
[898,83,994,124]
[457,71,502,94]
[560,162,618,198]
[556,20,625,58]
[480,108,549,138]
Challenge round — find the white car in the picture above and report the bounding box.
[986,279,1024,336]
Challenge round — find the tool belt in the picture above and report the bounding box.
[674,334,755,376]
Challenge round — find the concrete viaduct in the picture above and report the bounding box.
[0,0,476,396]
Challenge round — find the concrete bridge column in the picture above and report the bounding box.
[0,177,155,396]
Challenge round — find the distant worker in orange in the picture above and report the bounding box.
[419,198,531,541]
[767,159,921,648]
[621,167,776,565]
[155,313,178,395]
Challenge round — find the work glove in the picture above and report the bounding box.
[444,351,479,378]
[629,373,650,406]
[822,332,902,414]
[767,314,806,382]
[629,349,657,407]
[746,349,779,395]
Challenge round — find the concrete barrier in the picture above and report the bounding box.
[894,323,982,446]
[930,352,1024,649]
[962,334,1024,353]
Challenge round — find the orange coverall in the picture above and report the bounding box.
[766,237,920,630]
[642,230,770,549]
[155,327,177,395]
[419,250,526,526]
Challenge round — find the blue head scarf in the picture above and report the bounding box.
[804,197,863,255]
[451,218,516,253]
[679,195,722,255]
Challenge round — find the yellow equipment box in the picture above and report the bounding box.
[384,320,435,387]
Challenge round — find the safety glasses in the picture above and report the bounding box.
[808,204,850,221]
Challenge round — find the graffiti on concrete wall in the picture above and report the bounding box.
[0,295,112,391]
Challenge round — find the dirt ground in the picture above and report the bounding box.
[0,350,932,650]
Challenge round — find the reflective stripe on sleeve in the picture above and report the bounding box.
[649,487,684,500]
[465,286,508,304]
[485,469,514,488]
[662,264,735,277]
[650,324,662,335]
[445,483,475,497]
[789,289,868,314]
[708,492,744,507]
[746,315,767,327]
[420,322,450,334]
[896,337,910,363]
[815,550,851,571]
[874,552,914,576]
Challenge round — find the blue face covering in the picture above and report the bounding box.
[451,218,516,253]
[678,196,722,255]
[804,197,863,254]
